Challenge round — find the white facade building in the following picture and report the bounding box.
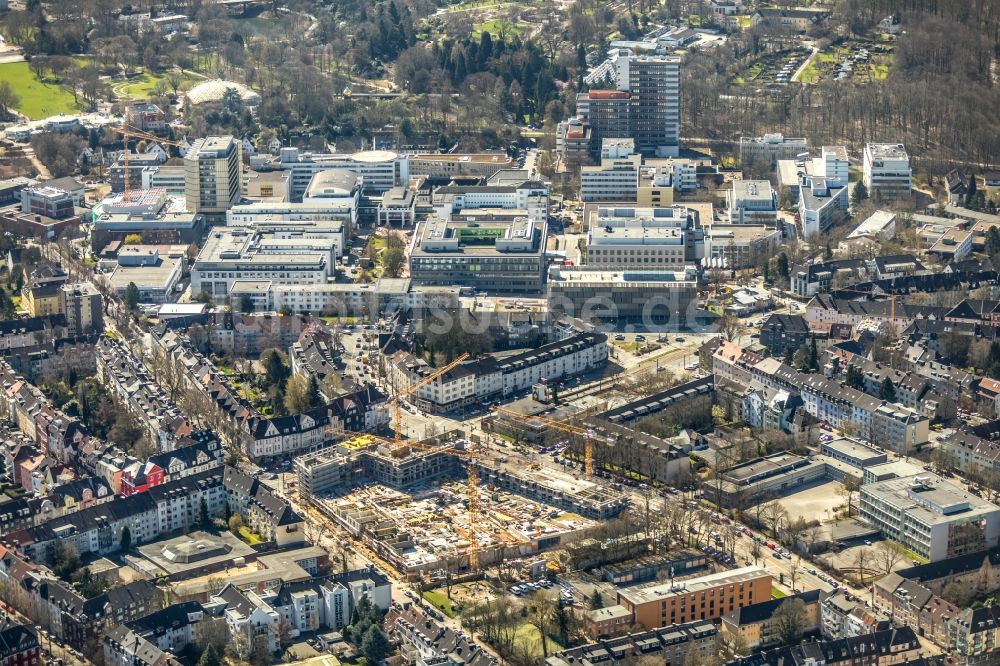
[863,143,911,198]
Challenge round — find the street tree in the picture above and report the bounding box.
[773,598,808,645]
[123,282,141,310]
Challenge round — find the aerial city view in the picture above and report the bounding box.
[0,0,998,664]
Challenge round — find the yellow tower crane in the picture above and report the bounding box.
[490,405,598,479]
[324,426,489,571]
[387,352,470,451]
[110,125,186,198]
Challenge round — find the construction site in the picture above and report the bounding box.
[295,431,628,578]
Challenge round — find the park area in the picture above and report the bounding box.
[0,62,82,119]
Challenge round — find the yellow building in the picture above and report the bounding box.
[636,182,674,207]
[720,589,821,650]
[23,283,62,317]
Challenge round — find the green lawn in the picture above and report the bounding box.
[238,526,264,545]
[474,18,525,38]
[0,62,82,119]
[513,622,562,658]
[423,590,461,618]
[771,587,787,599]
[883,539,927,565]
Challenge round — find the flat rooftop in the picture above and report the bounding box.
[731,180,773,201]
[197,229,327,266]
[863,474,1000,526]
[135,530,255,576]
[723,453,810,484]
[867,143,909,159]
[108,254,181,291]
[823,437,884,460]
[619,566,769,606]
[549,268,697,285]
[412,153,512,163]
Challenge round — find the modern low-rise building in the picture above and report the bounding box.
[190,228,331,300]
[738,134,808,169]
[859,473,1000,562]
[584,204,703,269]
[703,225,781,270]
[864,143,912,199]
[409,215,547,294]
[548,266,698,325]
[728,180,777,226]
[615,566,771,629]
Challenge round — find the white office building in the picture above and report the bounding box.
[728,180,777,226]
[863,143,911,198]
[585,205,703,268]
[581,155,641,202]
[859,474,1000,562]
[190,228,330,299]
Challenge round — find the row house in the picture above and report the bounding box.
[942,429,1000,477]
[0,361,88,463]
[107,601,205,662]
[876,569,1000,664]
[805,293,946,331]
[9,468,230,560]
[821,589,889,640]
[222,467,304,547]
[96,337,192,451]
[391,605,495,666]
[714,344,928,453]
[103,625,183,666]
[213,585,281,654]
[0,624,41,666]
[0,547,162,654]
[120,435,223,497]
[799,373,927,454]
[152,329,383,461]
[728,626,923,666]
[271,568,390,637]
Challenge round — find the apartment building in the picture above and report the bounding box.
[728,180,777,226]
[860,473,1000,562]
[864,143,912,199]
[571,53,681,158]
[798,373,928,454]
[625,56,681,157]
[392,606,495,666]
[721,590,822,650]
[616,567,771,629]
[124,102,167,134]
[59,282,102,336]
[549,621,716,666]
[388,331,608,412]
[184,136,242,216]
[585,205,703,269]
